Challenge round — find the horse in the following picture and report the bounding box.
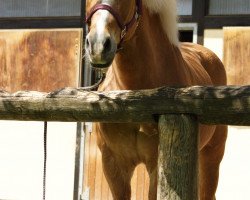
[85,0,227,199]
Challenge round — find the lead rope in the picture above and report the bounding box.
[42,71,105,200]
[79,72,106,91]
[43,121,47,200]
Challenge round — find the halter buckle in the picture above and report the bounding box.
[121,27,127,39]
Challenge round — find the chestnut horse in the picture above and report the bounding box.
[85,0,227,199]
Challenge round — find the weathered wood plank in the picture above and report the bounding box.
[224,27,250,85]
[0,29,81,92]
[157,114,198,200]
[0,85,249,125]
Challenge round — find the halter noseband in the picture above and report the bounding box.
[86,0,142,49]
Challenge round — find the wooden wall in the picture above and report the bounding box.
[0,29,82,92]
[223,27,250,85]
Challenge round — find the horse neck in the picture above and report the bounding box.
[107,8,188,90]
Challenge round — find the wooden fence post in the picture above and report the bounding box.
[157,114,199,200]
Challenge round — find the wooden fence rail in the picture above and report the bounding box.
[0,85,250,200]
[0,85,249,125]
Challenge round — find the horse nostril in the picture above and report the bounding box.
[86,37,90,48]
[103,37,112,53]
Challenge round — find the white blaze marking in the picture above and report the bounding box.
[96,10,109,39]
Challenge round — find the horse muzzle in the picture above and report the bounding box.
[85,31,117,69]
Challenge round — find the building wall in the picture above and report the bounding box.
[0,29,82,200]
[204,28,250,200]
[0,121,77,200]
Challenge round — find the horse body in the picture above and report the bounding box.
[86,1,227,199]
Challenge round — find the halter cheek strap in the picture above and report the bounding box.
[86,0,142,49]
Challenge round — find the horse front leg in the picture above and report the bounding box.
[101,145,135,200]
[146,166,157,200]
[199,125,227,200]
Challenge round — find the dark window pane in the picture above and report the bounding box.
[179,30,193,42]
[209,0,250,15]
[0,0,81,17]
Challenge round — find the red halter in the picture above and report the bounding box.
[86,0,142,49]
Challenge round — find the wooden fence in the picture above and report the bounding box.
[0,85,249,200]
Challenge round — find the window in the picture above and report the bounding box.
[209,0,250,15]
[177,0,193,15]
[178,23,197,43]
[0,0,81,18]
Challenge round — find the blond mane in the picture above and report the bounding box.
[143,0,179,46]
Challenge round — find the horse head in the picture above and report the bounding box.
[85,0,142,68]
